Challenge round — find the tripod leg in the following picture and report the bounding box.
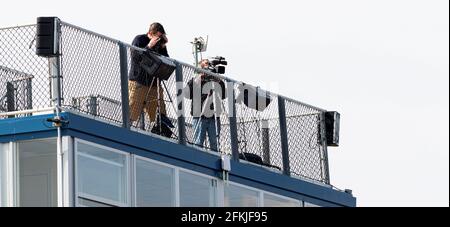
[212,117,221,152]
[162,81,178,113]
[211,83,221,152]
[142,77,156,130]
[156,78,163,135]
[159,80,178,139]
[193,95,212,149]
[139,112,145,130]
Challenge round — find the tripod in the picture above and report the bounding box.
[135,76,178,139]
[191,79,225,153]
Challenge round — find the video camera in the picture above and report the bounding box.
[207,56,227,74]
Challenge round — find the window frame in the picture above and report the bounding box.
[223,181,262,207]
[178,169,218,207]
[262,190,302,207]
[74,138,131,207]
[133,155,219,207]
[133,155,177,207]
[0,143,5,206]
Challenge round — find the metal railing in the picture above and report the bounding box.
[0,20,330,184]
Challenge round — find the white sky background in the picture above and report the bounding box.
[1,0,448,206]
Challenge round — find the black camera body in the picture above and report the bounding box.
[202,73,221,84]
[140,50,176,81]
[208,56,227,74]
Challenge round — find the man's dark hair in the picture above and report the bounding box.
[148,22,166,35]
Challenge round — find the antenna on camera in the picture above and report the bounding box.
[191,36,208,67]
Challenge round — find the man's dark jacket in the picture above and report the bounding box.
[129,34,169,86]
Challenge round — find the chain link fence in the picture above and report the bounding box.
[0,21,331,184]
[59,23,123,125]
[233,85,284,172]
[0,25,51,119]
[285,100,329,183]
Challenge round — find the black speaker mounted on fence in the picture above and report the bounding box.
[324,111,340,146]
[36,17,59,57]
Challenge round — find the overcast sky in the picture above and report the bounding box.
[1,0,448,207]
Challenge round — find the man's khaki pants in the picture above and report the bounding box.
[129,81,166,122]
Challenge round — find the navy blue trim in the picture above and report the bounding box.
[0,112,356,207]
[0,114,56,136]
[0,130,57,143]
[0,114,58,142]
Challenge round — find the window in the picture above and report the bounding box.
[263,193,300,207]
[224,183,259,207]
[135,158,175,207]
[18,139,57,207]
[0,143,7,206]
[179,171,217,207]
[76,140,129,206]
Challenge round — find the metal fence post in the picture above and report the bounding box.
[48,19,62,109]
[6,82,15,118]
[46,18,65,207]
[228,80,239,161]
[139,112,146,130]
[278,96,291,176]
[319,112,331,184]
[175,62,186,145]
[49,56,62,108]
[119,42,130,129]
[26,78,33,111]
[261,120,270,165]
[87,95,98,116]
